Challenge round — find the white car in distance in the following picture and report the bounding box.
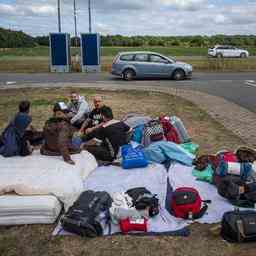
[208,45,249,58]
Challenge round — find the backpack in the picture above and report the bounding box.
[221,210,256,243]
[171,187,209,219]
[126,187,159,217]
[121,144,148,169]
[159,117,180,144]
[217,176,256,206]
[142,120,164,147]
[61,190,113,237]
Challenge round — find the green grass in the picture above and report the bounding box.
[1,46,255,58]
[0,46,256,73]
[0,88,253,256]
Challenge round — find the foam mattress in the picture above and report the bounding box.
[0,195,62,225]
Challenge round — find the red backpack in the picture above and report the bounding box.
[171,187,210,219]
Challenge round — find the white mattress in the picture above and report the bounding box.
[0,150,98,209]
[0,195,62,225]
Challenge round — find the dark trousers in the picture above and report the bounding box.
[85,145,114,162]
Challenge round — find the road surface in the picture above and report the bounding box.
[0,72,256,113]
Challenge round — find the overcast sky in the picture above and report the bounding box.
[0,0,255,36]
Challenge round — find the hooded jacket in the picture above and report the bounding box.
[67,96,90,124]
[40,117,80,162]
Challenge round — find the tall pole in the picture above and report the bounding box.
[73,0,78,46]
[88,0,92,33]
[57,0,61,32]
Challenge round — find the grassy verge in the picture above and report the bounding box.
[0,88,254,256]
[1,46,256,57]
[0,46,256,72]
[0,55,256,73]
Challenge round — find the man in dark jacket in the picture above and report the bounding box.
[0,101,33,157]
[40,102,81,165]
[82,106,132,162]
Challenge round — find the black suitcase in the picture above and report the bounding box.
[221,209,256,243]
[61,190,113,237]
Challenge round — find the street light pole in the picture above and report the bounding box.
[88,0,92,33]
[73,0,78,46]
[57,0,61,32]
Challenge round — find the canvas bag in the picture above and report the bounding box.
[121,144,148,169]
[221,210,256,243]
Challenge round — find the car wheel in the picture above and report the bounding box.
[216,53,223,58]
[240,53,247,58]
[172,69,185,81]
[122,69,135,81]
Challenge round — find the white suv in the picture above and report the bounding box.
[208,45,249,58]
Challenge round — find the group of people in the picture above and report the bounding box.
[0,92,132,165]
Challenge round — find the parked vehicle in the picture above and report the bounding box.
[111,51,193,81]
[208,45,249,58]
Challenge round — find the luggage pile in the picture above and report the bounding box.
[61,187,160,237]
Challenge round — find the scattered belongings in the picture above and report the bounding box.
[1,102,256,243]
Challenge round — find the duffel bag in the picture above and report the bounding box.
[171,187,210,219]
[121,144,148,169]
[61,190,113,237]
[126,187,159,217]
[221,210,256,243]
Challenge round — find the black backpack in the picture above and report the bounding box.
[61,190,113,237]
[221,210,256,243]
[217,176,256,207]
[126,187,159,217]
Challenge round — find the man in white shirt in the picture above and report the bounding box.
[67,91,91,129]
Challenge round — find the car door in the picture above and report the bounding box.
[133,54,151,77]
[147,54,173,78]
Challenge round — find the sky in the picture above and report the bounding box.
[0,0,255,36]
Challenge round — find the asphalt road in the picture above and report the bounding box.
[0,72,256,113]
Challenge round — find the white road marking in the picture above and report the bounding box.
[6,81,17,85]
[245,80,256,88]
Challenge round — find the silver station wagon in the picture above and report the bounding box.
[111,51,193,81]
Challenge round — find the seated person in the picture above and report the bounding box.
[40,102,81,165]
[67,91,90,129]
[80,95,105,134]
[0,101,34,157]
[82,106,132,162]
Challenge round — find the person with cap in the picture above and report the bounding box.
[67,91,90,129]
[40,102,81,165]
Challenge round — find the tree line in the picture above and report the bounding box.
[0,27,256,48]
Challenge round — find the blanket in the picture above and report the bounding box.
[0,150,97,209]
[53,163,188,236]
[168,163,256,224]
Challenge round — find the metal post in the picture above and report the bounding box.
[57,0,61,32]
[88,0,92,33]
[73,0,78,46]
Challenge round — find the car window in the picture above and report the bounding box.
[134,54,149,62]
[150,55,169,63]
[120,54,134,61]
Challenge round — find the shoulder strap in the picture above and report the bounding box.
[192,203,208,220]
